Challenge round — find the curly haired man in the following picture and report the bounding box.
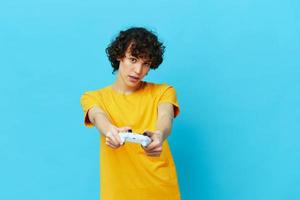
[80,27,181,200]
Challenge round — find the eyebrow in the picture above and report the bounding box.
[126,53,151,64]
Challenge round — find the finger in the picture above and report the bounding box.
[146,151,161,156]
[142,131,154,149]
[105,140,119,149]
[143,131,155,141]
[109,129,124,145]
[145,146,162,153]
[109,129,123,145]
[116,127,132,145]
[106,135,121,147]
[144,141,160,152]
[146,151,161,157]
[144,143,155,151]
[110,134,121,145]
[143,130,153,137]
[144,146,162,154]
[106,137,121,148]
[114,132,126,145]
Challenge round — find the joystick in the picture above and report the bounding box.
[119,131,152,147]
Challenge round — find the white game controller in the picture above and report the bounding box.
[119,131,152,147]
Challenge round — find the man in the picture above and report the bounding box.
[80,27,181,200]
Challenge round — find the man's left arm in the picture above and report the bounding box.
[143,103,175,156]
[156,102,175,141]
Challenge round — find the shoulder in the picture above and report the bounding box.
[80,85,111,100]
[145,82,176,93]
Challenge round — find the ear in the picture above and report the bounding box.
[146,69,150,76]
[116,56,122,61]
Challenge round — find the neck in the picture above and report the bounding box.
[112,73,143,95]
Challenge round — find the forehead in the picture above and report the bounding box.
[125,49,151,63]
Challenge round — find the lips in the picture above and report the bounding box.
[128,75,140,82]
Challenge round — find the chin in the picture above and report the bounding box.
[126,79,140,86]
[128,81,140,87]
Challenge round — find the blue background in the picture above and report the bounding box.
[1,0,299,199]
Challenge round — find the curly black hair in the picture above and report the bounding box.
[105,27,165,73]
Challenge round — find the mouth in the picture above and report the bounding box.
[128,75,140,82]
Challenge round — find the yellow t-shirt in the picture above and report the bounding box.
[80,81,181,200]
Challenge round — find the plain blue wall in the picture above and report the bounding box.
[1,0,299,199]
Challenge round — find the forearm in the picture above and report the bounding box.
[156,113,173,141]
[94,113,114,136]
[88,108,113,136]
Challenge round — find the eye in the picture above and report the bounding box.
[144,62,151,67]
[129,57,137,63]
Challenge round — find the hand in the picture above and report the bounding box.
[142,130,164,157]
[105,125,132,149]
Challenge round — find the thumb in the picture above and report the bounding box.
[143,130,153,137]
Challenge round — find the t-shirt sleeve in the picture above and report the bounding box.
[158,85,180,118]
[80,92,101,128]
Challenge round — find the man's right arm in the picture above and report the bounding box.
[87,106,132,148]
[87,106,113,136]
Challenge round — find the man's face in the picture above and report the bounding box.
[117,50,151,87]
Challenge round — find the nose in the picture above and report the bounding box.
[134,63,143,74]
